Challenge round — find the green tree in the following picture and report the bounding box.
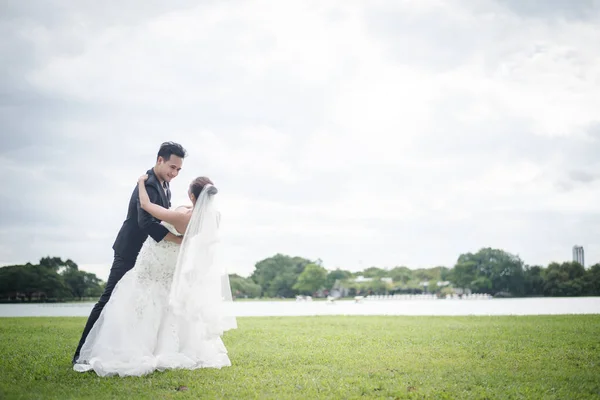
[62,268,104,299]
[325,268,353,289]
[39,256,66,272]
[450,260,477,289]
[0,263,70,301]
[523,265,545,296]
[470,276,493,293]
[269,270,300,298]
[361,267,388,278]
[250,254,312,297]
[389,266,413,284]
[35,264,71,300]
[293,263,328,294]
[427,279,439,294]
[413,268,440,282]
[439,266,452,281]
[352,278,390,295]
[0,257,104,302]
[452,248,525,295]
[229,274,262,298]
[543,262,586,296]
[584,263,600,296]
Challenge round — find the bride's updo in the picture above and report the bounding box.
[189,176,217,200]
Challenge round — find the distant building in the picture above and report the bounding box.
[352,275,393,283]
[573,245,584,266]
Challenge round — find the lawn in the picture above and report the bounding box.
[1,315,599,399]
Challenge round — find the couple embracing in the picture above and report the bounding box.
[72,142,236,377]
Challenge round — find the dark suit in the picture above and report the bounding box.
[73,168,171,363]
[112,168,171,259]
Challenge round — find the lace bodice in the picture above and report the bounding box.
[132,221,182,288]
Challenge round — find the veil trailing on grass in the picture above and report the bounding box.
[168,184,237,335]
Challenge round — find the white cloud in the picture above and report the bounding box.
[2,0,600,281]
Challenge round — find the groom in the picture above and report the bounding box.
[72,141,187,364]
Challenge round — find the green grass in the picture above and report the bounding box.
[1,316,599,399]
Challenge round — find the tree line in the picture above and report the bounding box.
[0,257,104,302]
[230,248,600,299]
[2,248,599,302]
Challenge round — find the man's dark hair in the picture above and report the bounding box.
[157,141,187,161]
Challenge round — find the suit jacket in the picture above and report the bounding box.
[112,168,171,260]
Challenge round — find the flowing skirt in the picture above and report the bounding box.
[73,237,231,377]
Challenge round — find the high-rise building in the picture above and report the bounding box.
[572,245,584,266]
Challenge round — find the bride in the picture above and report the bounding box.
[73,175,237,377]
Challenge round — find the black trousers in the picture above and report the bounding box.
[72,253,136,363]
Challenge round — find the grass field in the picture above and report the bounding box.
[1,315,599,399]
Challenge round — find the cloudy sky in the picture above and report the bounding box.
[1,0,599,281]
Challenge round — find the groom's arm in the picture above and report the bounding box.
[136,185,170,243]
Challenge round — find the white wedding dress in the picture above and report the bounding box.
[74,190,236,377]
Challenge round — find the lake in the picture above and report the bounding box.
[1,297,599,317]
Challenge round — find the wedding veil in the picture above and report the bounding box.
[168,184,237,335]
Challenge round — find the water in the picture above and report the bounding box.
[1,297,599,317]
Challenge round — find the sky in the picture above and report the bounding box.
[1,0,599,281]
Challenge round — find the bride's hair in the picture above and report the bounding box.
[189,176,217,199]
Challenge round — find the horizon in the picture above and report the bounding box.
[0,247,592,282]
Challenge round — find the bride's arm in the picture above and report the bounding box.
[138,175,187,230]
